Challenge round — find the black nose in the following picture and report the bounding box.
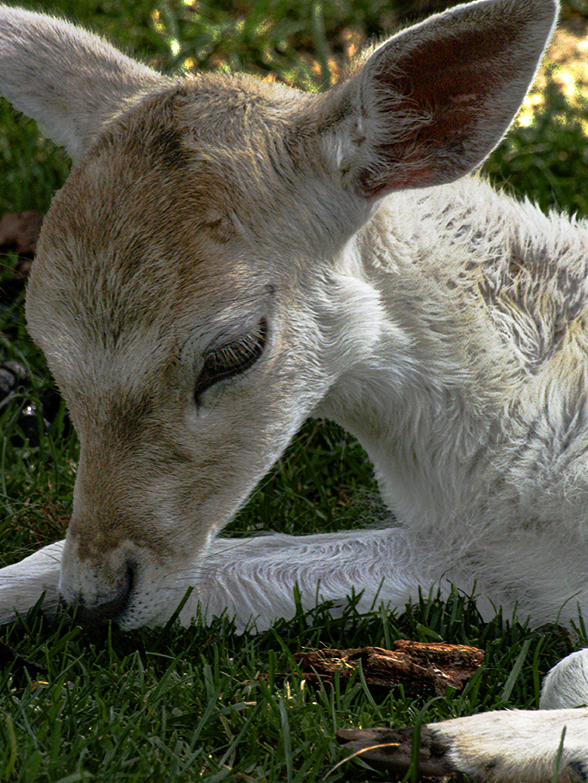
[63,563,135,626]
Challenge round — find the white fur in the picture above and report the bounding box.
[1,0,587,778]
[432,703,588,782]
[424,652,588,781]
[541,649,588,710]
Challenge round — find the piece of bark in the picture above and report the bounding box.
[293,641,484,696]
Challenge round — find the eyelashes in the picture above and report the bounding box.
[194,318,268,404]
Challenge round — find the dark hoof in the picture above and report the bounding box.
[337,725,459,779]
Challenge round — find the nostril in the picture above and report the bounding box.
[66,561,136,627]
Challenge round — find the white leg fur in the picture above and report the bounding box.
[0,541,63,623]
[0,528,436,631]
[181,527,436,631]
[541,649,588,710]
[430,707,588,782]
[338,652,588,782]
[434,651,588,781]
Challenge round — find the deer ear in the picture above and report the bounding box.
[0,6,170,160]
[325,0,557,199]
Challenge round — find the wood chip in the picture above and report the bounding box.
[292,640,484,696]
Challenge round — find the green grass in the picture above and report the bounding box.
[1,1,588,781]
[0,595,584,782]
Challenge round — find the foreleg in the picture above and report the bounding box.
[0,527,438,631]
[0,540,63,624]
[180,527,437,631]
[338,708,588,782]
[339,651,588,783]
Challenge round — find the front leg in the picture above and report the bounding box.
[338,708,588,782]
[0,527,436,630]
[180,527,436,631]
[0,540,63,624]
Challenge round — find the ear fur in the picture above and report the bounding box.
[0,5,171,159]
[323,0,558,198]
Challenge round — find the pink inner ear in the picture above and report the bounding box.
[356,21,525,197]
[385,23,517,107]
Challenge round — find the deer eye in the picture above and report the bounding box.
[194,318,268,404]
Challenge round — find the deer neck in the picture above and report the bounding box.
[313,177,550,527]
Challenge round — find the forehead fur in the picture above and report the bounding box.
[27,74,321,351]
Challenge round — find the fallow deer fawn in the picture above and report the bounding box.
[1,0,588,778]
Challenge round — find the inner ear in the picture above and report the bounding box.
[325,0,557,199]
[358,23,524,195]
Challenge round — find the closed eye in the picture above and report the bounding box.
[194,318,268,404]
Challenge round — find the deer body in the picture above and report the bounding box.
[2,0,588,778]
[322,179,588,624]
[187,177,588,631]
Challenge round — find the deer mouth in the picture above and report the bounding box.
[61,560,136,627]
